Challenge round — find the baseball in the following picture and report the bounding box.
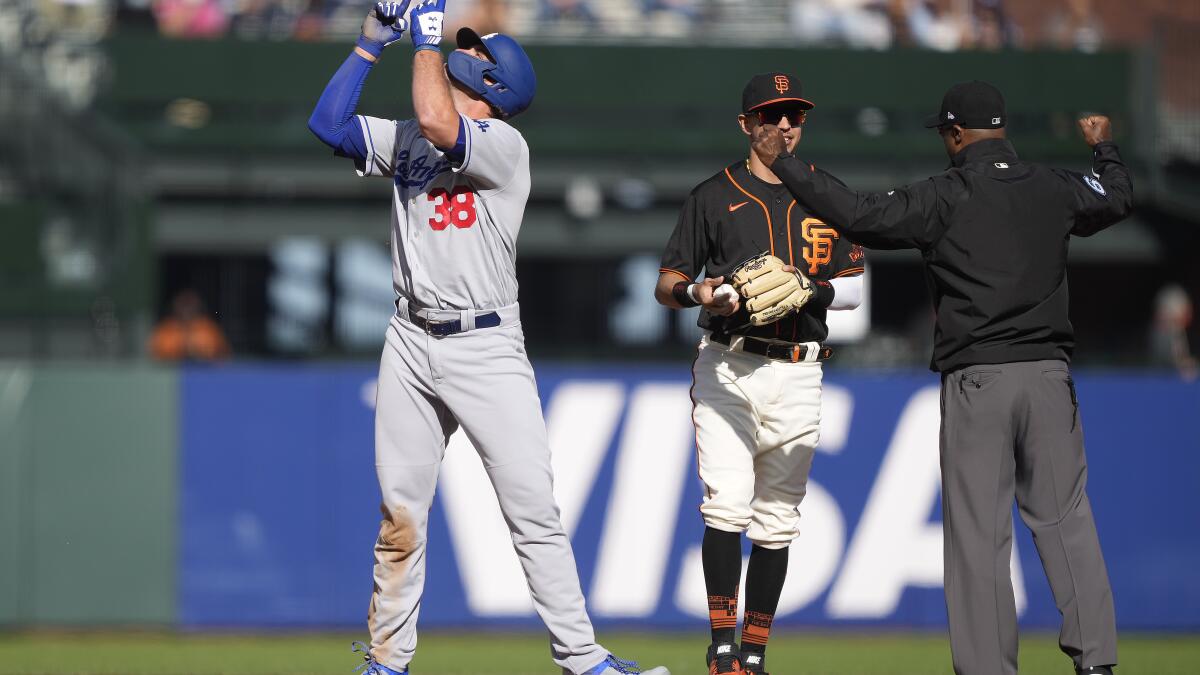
[714,283,738,303]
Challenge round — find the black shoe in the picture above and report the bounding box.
[706,642,744,674]
[739,650,768,674]
[1078,667,1114,675]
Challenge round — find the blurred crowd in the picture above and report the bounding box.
[10,0,1110,51]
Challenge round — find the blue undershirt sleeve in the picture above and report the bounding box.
[307,51,373,162]
[438,117,467,164]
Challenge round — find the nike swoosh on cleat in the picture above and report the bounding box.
[728,201,749,212]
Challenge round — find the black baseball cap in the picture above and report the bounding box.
[924,81,1006,129]
[742,72,815,113]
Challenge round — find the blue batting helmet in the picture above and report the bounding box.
[448,28,536,119]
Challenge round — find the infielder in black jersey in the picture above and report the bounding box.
[654,73,865,675]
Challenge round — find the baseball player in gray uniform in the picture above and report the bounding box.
[308,3,670,674]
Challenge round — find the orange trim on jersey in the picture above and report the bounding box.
[833,267,866,278]
[660,268,692,283]
[785,201,797,266]
[786,200,798,341]
[724,167,774,257]
[726,166,781,336]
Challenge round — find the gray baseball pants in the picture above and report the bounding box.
[369,310,608,674]
[940,360,1117,675]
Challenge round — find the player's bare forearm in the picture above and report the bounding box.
[412,50,459,148]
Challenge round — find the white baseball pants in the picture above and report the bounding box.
[369,310,608,674]
[691,334,823,548]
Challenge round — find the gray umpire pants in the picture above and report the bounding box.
[940,360,1117,675]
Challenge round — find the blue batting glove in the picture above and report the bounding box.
[409,0,445,52]
[357,1,410,58]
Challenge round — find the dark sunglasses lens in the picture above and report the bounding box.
[759,109,804,125]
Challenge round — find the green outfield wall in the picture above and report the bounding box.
[99,37,1134,162]
[0,365,177,626]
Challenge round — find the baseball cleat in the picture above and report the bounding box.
[739,650,768,674]
[1077,668,1114,675]
[352,641,407,675]
[706,642,744,674]
[580,654,670,675]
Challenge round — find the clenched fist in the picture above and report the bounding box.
[1078,115,1113,147]
[750,123,788,167]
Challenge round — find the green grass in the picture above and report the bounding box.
[0,631,1196,674]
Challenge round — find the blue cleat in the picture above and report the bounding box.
[579,654,670,675]
[352,641,407,675]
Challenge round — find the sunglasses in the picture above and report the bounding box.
[752,107,807,126]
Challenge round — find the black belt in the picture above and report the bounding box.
[710,332,833,362]
[408,308,501,336]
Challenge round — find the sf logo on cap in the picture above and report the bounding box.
[774,75,789,93]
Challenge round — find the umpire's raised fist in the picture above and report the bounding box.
[1078,115,1113,147]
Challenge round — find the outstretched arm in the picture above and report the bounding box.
[307,2,409,159]
[751,125,950,251]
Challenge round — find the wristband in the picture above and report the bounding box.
[672,281,699,308]
[356,35,385,59]
[809,277,835,309]
[414,43,441,53]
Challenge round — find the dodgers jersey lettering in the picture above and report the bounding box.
[357,113,530,310]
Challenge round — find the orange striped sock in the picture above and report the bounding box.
[708,593,739,642]
[741,610,774,649]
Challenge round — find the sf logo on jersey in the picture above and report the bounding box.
[801,217,839,274]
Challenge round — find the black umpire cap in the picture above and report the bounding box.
[742,73,815,112]
[924,80,1006,129]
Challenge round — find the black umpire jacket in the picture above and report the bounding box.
[771,139,1133,372]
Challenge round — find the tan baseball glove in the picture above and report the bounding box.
[730,252,815,326]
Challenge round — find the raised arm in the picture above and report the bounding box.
[1054,115,1133,237]
[406,0,462,151]
[307,3,410,159]
[751,125,950,251]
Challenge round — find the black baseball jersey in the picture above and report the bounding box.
[660,160,866,343]
[771,139,1133,372]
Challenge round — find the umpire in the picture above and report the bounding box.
[750,81,1130,675]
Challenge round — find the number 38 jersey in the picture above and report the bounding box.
[356,114,530,310]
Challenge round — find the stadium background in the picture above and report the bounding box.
[1,0,1198,673]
